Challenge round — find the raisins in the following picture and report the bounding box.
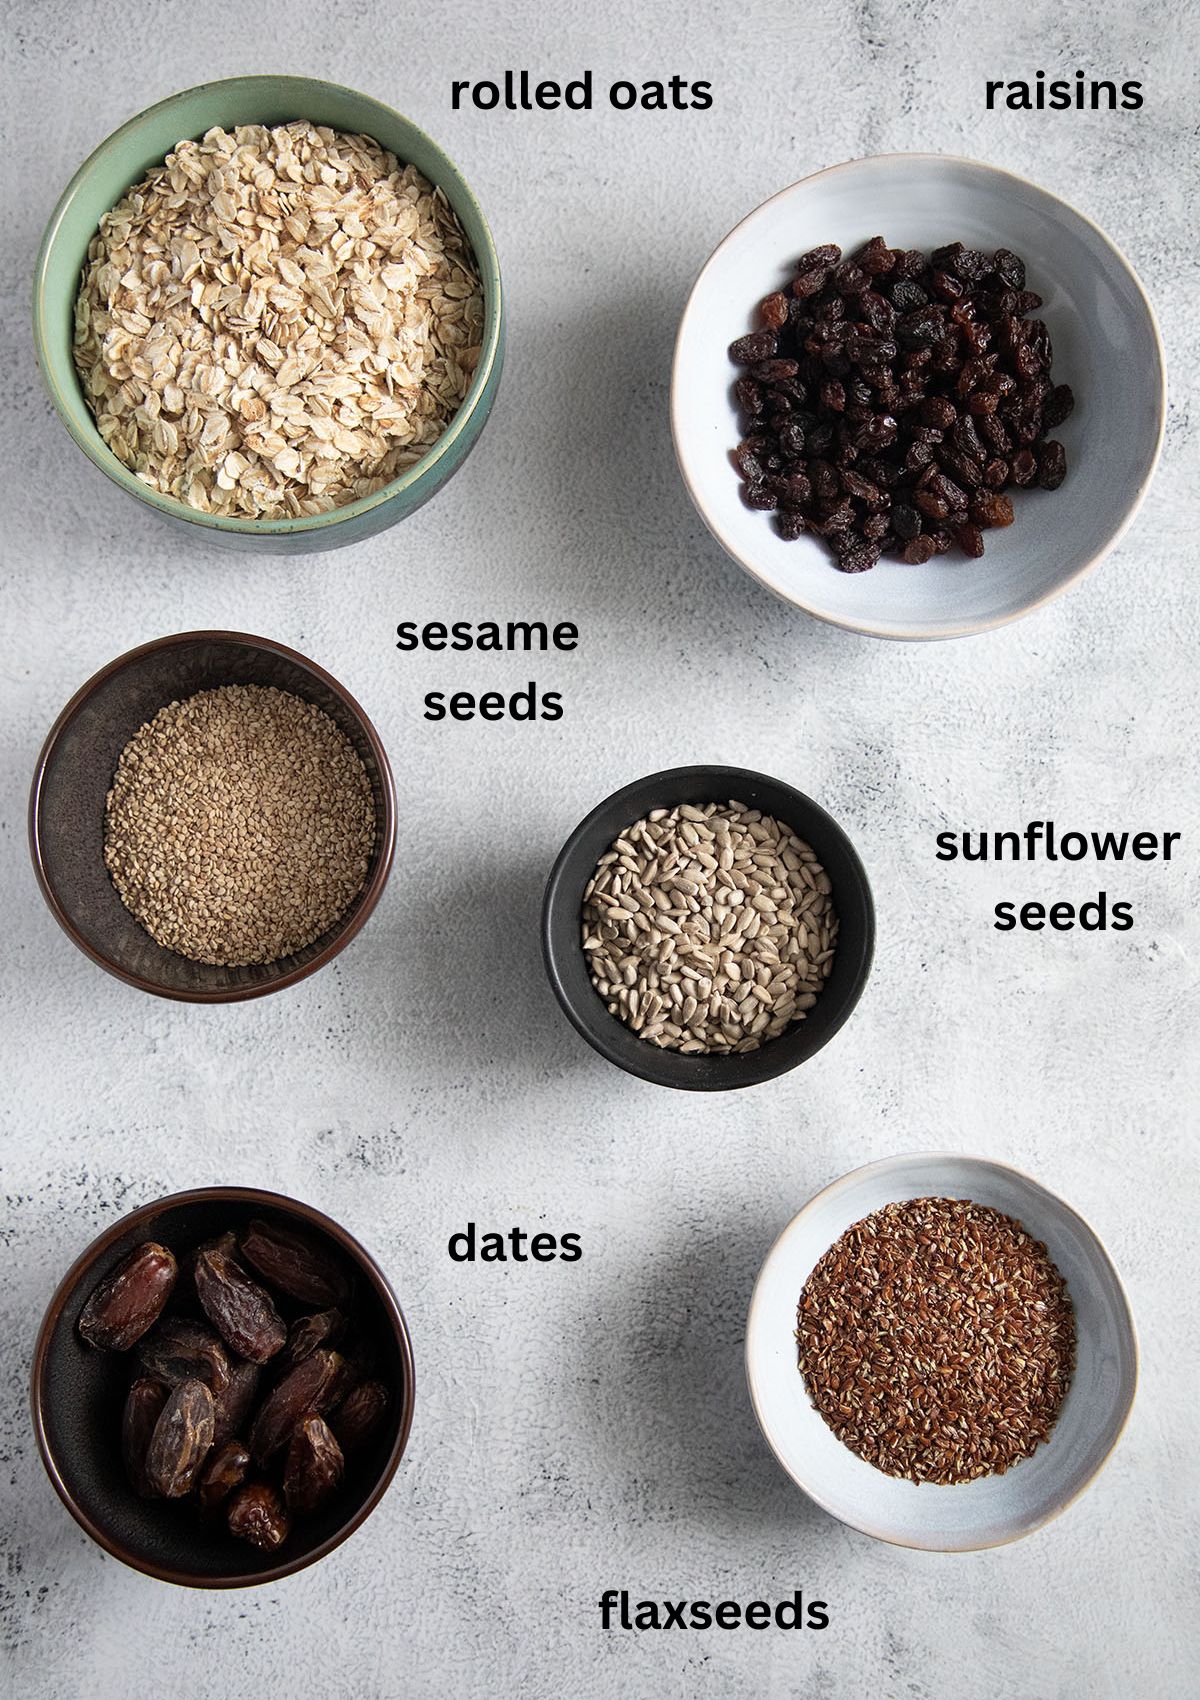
[227,1482,290,1552]
[78,1242,177,1351]
[729,331,778,365]
[195,1248,286,1365]
[1037,441,1068,489]
[727,236,1074,567]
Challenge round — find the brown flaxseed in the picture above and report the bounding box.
[795,1197,1075,1484]
[103,684,375,965]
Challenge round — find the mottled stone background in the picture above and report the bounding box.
[1,1,1196,1695]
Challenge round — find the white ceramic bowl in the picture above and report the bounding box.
[746,1153,1137,1550]
[672,155,1166,640]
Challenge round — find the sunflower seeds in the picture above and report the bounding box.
[581,801,838,1054]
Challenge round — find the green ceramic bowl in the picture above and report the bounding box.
[33,76,505,554]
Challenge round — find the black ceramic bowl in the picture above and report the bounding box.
[31,1187,415,1588]
[542,767,874,1090]
[29,631,396,1001]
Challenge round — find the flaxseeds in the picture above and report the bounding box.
[795,1197,1075,1484]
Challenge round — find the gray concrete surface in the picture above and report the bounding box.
[1,1,1197,1695]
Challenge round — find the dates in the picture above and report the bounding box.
[138,1317,230,1395]
[195,1249,286,1364]
[227,1482,290,1552]
[280,1308,346,1373]
[82,1214,392,1556]
[121,1377,168,1496]
[332,1381,390,1457]
[211,1358,261,1449]
[197,1440,251,1519]
[145,1378,215,1498]
[241,1219,349,1309]
[249,1350,344,1466]
[78,1242,177,1351]
[284,1415,344,1515]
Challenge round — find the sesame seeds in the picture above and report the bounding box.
[581,801,837,1054]
[103,685,375,966]
[795,1197,1076,1484]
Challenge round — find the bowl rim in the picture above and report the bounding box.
[541,764,875,1090]
[670,150,1169,641]
[32,73,504,536]
[30,1184,417,1589]
[28,628,397,1002]
[744,1150,1140,1551]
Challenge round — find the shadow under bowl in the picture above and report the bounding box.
[31,1187,415,1588]
[33,74,505,553]
[542,766,874,1090]
[29,630,396,1001]
[746,1152,1138,1550]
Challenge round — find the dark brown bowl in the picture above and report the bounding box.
[29,631,396,1001]
[542,766,874,1090]
[31,1187,415,1588]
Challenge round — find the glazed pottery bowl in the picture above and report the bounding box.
[33,75,504,553]
[31,1186,415,1588]
[672,153,1165,639]
[746,1153,1138,1550]
[542,765,874,1090]
[30,630,396,1001]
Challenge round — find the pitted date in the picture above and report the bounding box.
[332,1381,390,1457]
[145,1377,214,1497]
[283,1415,344,1515]
[195,1248,286,1364]
[197,1440,251,1519]
[78,1242,177,1351]
[121,1377,168,1496]
[138,1317,230,1395]
[227,1482,290,1551]
[241,1219,349,1308]
[280,1308,345,1372]
[211,1358,261,1449]
[249,1349,344,1465]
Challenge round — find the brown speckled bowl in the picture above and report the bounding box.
[31,1187,415,1588]
[29,631,396,1001]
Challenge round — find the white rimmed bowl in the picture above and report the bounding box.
[745,1153,1137,1550]
[672,155,1165,640]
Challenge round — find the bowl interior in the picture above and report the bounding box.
[34,1191,411,1586]
[746,1155,1137,1550]
[31,635,393,998]
[543,767,874,1090]
[673,155,1164,638]
[35,74,502,535]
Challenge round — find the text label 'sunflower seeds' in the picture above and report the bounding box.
[103,684,375,966]
[581,801,838,1055]
[795,1197,1076,1485]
